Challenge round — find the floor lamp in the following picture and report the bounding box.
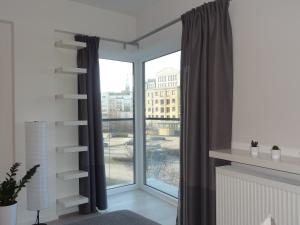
[25,121,49,225]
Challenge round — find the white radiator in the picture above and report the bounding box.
[216,166,300,225]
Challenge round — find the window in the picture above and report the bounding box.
[99,59,134,189]
[144,51,181,197]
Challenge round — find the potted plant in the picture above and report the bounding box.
[0,163,39,225]
[250,140,259,157]
[271,145,281,160]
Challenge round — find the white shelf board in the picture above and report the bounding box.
[55,94,87,100]
[209,149,300,175]
[55,120,87,126]
[56,146,88,153]
[57,170,88,180]
[55,40,86,50]
[55,67,87,75]
[57,195,88,208]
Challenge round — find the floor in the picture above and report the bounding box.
[107,190,177,225]
[49,190,177,225]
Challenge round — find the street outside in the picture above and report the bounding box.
[103,132,180,194]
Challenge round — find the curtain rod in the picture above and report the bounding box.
[128,0,232,45]
[55,29,139,48]
[55,17,181,48]
[55,1,231,48]
[129,17,181,45]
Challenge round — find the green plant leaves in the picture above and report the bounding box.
[0,163,39,206]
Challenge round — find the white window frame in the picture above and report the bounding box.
[99,41,179,206]
[139,50,180,205]
[99,43,139,196]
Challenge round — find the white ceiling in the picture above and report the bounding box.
[70,0,162,17]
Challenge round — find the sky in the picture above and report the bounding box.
[145,51,181,80]
[99,59,133,93]
[99,51,181,93]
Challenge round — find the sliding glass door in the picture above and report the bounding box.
[99,59,135,188]
[144,51,181,197]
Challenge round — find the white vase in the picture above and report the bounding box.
[250,146,259,157]
[0,202,17,225]
[271,149,281,160]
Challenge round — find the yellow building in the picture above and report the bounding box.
[145,68,180,136]
[145,68,180,119]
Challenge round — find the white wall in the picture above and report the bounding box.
[0,0,136,224]
[136,0,300,156]
[0,21,14,180]
[230,0,300,155]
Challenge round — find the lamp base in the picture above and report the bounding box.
[33,210,47,225]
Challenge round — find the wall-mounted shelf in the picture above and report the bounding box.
[57,170,88,180]
[56,146,88,153]
[54,34,89,211]
[55,40,86,50]
[55,67,87,75]
[209,149,300,175]
[55,94,87,100]
[55,120,87,126]
[57,195,88,208]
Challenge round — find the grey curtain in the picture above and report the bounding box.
[178,0,233,225]
[75,35,107,214]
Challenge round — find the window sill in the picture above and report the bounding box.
[209,149,300,175]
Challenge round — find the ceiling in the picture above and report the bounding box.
[70,0,162,17]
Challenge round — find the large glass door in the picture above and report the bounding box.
[143,51,181,197]
[99,59,135,188]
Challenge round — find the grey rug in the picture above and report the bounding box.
[66,210,161,225]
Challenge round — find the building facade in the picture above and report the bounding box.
[145,68,180,136]
[101,77,133,119]
[145,68,180,119]
[101,81,133,133]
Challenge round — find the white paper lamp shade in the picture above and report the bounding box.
[261,216,276,225]
[25,121,49,211]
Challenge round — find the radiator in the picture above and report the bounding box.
[216,166,300,225]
